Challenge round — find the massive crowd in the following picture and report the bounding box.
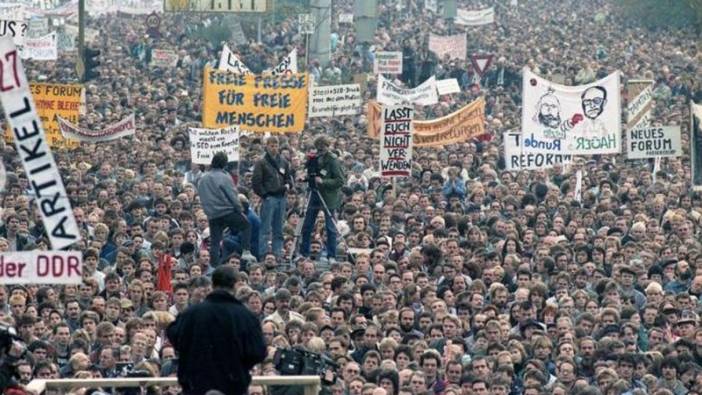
[1,0,702,394]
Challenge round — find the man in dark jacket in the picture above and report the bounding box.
[197,152,255,266]
[252,136,291,259]
[167,265,266,395]
[300,136,345,262]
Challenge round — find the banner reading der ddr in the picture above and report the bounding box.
[5,82,82,149]
[202,67,308,133]
[0,251,82,284]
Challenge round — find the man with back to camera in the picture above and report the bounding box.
[167,265,267,395]
[300,135,345,263]
[197,151,256,266]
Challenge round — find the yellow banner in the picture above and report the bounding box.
[5,83,82,149]
[368,97,485,147]
[202,67,308,133]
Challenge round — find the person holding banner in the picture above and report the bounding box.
[252,136,292,259]
[197,152,256,267]
[300,136,345,263]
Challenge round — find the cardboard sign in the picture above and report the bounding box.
[219,44,252,75]
[503,132,571,170]
[436,79,460,95]
[202,67,309,133]
[20,31,57,60]
[0,37,80,250]
[692,102,702,191]
[58,114,136,142]
[377,75,438,106]
[522,67,621,156]
[0,251,82,284]
[470,54,493,77]
[428,33,466,60]
[627,126,682,159]
[373,51,402,74]
[368,97,485,147]
[267,48,298,76]
[189,126,240,164]
[309,83,361,118]
[455,7,495,26]
[339,13,353,24]
[626,80,653,130]
[0,19,29,46]
[151,49,178,68]
[380,105,413,177]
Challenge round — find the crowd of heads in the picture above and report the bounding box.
[0,0,702,394]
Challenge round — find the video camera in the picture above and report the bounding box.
[273,347,338,385]
[304,152,320,189]
[0,324,25,358]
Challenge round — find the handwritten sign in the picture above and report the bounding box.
[627,126,682,159]
[189,126,240,164]
[202,67,308,133]
[380,105,413,177]
[428,34,466,60]
[58,114,136,142]
[373,51,402,74]
[377,75,438,106]
[0,37,80,250]
[309,83,361,118]
[504,132,571,170]
[20,32,57,60]
[151,49,178,68]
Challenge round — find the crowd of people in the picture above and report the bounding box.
[1,0,702,394]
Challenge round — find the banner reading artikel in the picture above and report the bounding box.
[0,37,80,250]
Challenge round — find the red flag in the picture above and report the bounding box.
[156,253,174,295]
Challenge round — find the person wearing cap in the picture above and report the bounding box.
[167,265,266,395]
[252,136,292,260]
[197,152,256,266]
[618,265,646,310]
[300,136,346,262]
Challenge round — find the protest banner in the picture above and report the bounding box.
[20,31,57,60]
[218,44,251,74]
[428,33,466,60]
[455,7,495,26]
[368,97,485,147]
[231,19,247,45]
[0,4,26,21]
[6,82,83,148]
[0,19,29,46]
[626,79,653,130]
[627,126,682,159]
[377,75,438,106]
[298,13,315,34]
[267,48,298,76]
[575,170,583,202]
[373,51,402,74]
[189,126,240,164]
[56,28,75,51]
[0,251,82,284]
[338,13,353,24]
[436,79,460,95]
[521,67,621,156]
[425,0,438,13]
[151,49,178,68]
[0,37,80,250]
[470,54,493,77]
[379,105,413,177]
[690,102,702,191]
[57,114,136,142]
[503,132,571,170]
[27,17,48,38]
[309,83,361,118]
[202,67,309,133]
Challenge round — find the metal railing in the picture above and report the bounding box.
[27,375,321,395]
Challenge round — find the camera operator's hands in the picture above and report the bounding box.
[315,176,323,186]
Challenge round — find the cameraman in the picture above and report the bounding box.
[0,327,27,392]
[300,136,345,262]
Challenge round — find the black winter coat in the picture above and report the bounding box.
[167,289,267,395]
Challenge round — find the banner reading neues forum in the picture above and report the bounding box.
[202,67,309,133]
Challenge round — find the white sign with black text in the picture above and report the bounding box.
[627,126,682,159]
[309,83,361,118]
[189,126,240,165]
[380,105,413,178]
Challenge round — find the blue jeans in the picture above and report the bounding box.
[300,191,337,259]
[208,211,250,267]
[259,195,286,258]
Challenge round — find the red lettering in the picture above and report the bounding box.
[52,256,65,277]
[37,255,49,276]
[67,256,81,277]
[0,50,20,92]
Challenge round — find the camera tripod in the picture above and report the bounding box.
[287,186,343,268]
